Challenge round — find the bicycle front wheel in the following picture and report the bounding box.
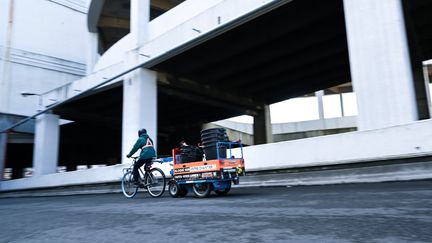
[121,171,138,199]
[145,168,166,197]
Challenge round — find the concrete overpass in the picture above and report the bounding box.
[2,0,432,189]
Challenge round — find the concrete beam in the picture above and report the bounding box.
[158,86,258,116]
[158,73,263,113]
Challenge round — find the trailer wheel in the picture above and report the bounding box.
[169,181,181,198]
[215,182,231,196]
[192,183,212,198]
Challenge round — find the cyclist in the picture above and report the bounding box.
[126,128,156,185]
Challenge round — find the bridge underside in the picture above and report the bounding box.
[6,0,432,171]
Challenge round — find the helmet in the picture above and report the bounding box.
[138,128,147,137]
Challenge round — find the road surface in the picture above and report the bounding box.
[1,180,431,242]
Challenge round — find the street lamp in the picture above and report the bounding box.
[20,92,40,97]
[20,91,42,109]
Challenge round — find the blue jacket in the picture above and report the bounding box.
[127,132,156,159]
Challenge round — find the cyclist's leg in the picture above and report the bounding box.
[143,158,153,172]
[132,158,146,182]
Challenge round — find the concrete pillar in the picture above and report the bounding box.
[423,65,432,116]
[0,132,7,180]
[343,0,418,130]
[403,9,431,121]
[122,0,154,162]
[0,118,11,180]
[33,113,60,176]
[86,32,99,75]
[253,105,272,145]
[11,167,24,179]
[315,90,325,120]
[130,0,150,47]
[121,57,157,163]
[66,165,77,172]
[339,93,345,117]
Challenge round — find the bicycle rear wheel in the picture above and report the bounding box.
[121,171,138,198]
[145,168,166,197]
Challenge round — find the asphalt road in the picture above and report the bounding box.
[1,181,432,243]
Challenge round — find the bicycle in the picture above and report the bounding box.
[121,156,166,199]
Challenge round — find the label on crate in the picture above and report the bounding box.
[174,167,191,173]
[190,164,217,172]
[175,173,201,180]
[201,172,213,178]
[175,164,217,174]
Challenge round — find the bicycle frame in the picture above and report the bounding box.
[122,158,157,185]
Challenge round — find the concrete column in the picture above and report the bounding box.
[344,0,418,130]
[0,132,7,180]
[253,105,272,145]
[66,165,77,172]
[0,118,11,180]
[11,167,24,179]
[122,54,157,164]
[86,32,99,75]
[423,65,432,116]
[315,90,325,120]
[33,113,60,176]
[339,93,345,117]
[130,0,150,47]
[403,9,431,121]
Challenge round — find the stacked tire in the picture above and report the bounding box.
[201,128,229,160]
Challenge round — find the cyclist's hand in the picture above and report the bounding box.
[126,155,131,158]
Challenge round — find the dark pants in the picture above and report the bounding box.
[133,158,152,182]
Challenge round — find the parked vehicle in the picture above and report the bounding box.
[168,141,245,198]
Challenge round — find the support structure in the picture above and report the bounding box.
[86,32,99,75]
[339,93,345,117]
[253,105,272,145]
[315,90,325,120]
[0,129,8,180]
[121,54,157,163]
[344,0,418,130]
[33,113,60,176]
[403,9,430,121]
[130,0,150,47]
[423,65,432,116]
[121,0,157,164]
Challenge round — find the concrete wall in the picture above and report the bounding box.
[1,0,88,62]
[236,119,432,172]
[0,161,173,191]
[2,119,431,191]
[0,0,88,117]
